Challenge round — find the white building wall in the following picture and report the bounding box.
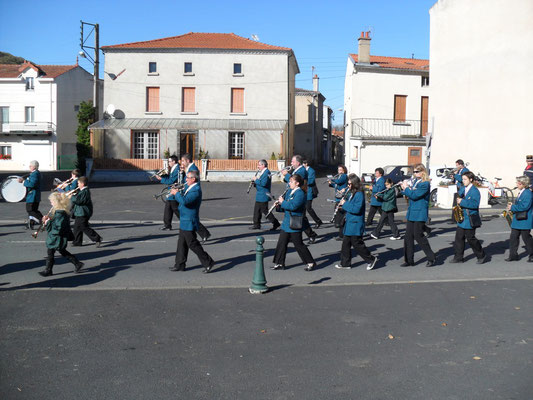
[429,0,533,187]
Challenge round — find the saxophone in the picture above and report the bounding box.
[502,210,513,227]
[452,205,464,223]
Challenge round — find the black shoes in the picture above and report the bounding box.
[38,270,53,277]
[160,226,172,231]
[528,257,533,263]
[203,261,214,274]
[271,264,285,270]
[304,263,316,271]
[202,233,211,244]
[505,257,519,262]
[75,262,85,273]
[425,260,436,267]
[335,237,343,241]
[270,221,281,231]
[449,258,464,264]
[477,255,489,265]
[308,233,318,244]
[315,221,323,229]
[95,239,102,248]
[400,262,414,267]
[169,265,185,271]
[249,226,261,230]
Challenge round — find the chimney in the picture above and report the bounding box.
[358,31,371,64]
[313,74,319,92]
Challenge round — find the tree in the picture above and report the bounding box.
[76,100,95,174]
[0,51,27,64]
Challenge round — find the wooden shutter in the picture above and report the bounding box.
[146,87,159,112]
[182,88,195,112]
[231,88,244,113]
[394,95,407,122]
[420,96,428,136]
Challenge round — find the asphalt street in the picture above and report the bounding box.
[1,181,531,399]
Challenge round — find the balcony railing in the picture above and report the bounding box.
[0,121,54,134]
[351,118,426,138]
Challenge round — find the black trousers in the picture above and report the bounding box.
[306,199,322,224]
[273,231,315,266]
[252,201,279,227]
[333,206,346,238]
[175,230,214,269]
[73,216,101,245]
[509,228,533,258]
[46,247,80,269]
[404,220,436,264]
[454,227,485,259]
[163,200,180,228]
[372,211,399,238]
[340,235,374,267]
[26,202,43,221]
[366,205,382,225]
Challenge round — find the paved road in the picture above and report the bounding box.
[1,182,531,399]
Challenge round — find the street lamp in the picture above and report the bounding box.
[80,21,100,121]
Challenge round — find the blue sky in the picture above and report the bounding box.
[0,0,436,122]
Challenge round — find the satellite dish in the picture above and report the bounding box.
[106,104,116,117]
[251,34,260,42]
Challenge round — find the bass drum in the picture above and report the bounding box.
[1,176,27,202]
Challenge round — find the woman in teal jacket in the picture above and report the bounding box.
[506,176,533,262]
[335,174,377,271]
[451,171,487,263]
[39,192,84,277]
[400,164,436,267]
[272,174,316,271]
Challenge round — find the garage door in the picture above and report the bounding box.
[22,140,53,170]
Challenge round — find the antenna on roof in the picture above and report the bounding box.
[251,34,260,42]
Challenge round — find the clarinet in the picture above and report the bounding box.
[265,188,289,219]
[31,206,55,239]
[247,169,260,194]
[330,190,351,223]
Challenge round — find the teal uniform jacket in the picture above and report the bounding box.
[254,169,272,203]
[342,191,366,236]
[175,183,201,232]
[71,188,94,218]
[161,166,180,201]
[180,163,200,185]
[510,189,533,230]
[65,178,78,192]
[306,166,318,201]
[376,187,397,212]
[329,173,348,203]
[45,210,70,250]
[402,179,430,222]
[284,165,307,188]
[454,167,469,189]
[370,177,386,206]
[457,185,481,229]
[279,187,308,233]
[24,170,41,203]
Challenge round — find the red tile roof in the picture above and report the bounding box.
[0,62,78,78]
[350,54,429,71]
[102,32,291,51]
[332,129,344,137]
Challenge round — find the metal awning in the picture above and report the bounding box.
[89,118,288,131]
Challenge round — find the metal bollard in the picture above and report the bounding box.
[249,236,268,294]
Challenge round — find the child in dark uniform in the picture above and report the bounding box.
[70,177,102,247]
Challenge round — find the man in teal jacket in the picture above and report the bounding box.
[18,160,43,229]
[506,176,533,262]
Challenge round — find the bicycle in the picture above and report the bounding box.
[474,173,514,205]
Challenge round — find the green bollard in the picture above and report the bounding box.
[249,236,268,294]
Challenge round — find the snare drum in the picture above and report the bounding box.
[1,176,27,202]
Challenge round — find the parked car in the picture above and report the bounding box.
[362,165,413,199]
[428,165,454,203]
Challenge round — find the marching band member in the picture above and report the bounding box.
[57,169,80,193]
[170,170,215,273]
[366,167,385,226]
[180,153,211,243]
[335,174,378,271]
[450,171,488,264]
[400,163,436,267]
[70,177,103,247]
[18,160,43,229]
[282,155,318,244]
[303,159,323,229]
[506,176,533,262]
[370,178,401,240]
[450,159,469,223]
[524,155,533,188]
[328,165,348,240]
[272,174,317,271]
[155,155,180,231]
[38,192,84,277]
[250,160,280,231]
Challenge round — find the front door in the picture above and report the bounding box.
[180,133,195,159]
[408,147,422,166]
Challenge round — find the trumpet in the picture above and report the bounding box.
[31,206,54,239]
[276,166,294,177]
[52,177,74,192]
[149,168,169,180]
[373,182,402,197]
[326,173,341,184]
[265,189,289,218]
[247,169,260,194]
[154,183,185,200]
[65,187,80,197]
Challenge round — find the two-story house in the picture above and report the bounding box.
[344,32,430,176]
[0,61,94,171]
[89,32,299,173]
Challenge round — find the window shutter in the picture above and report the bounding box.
[394,95,406,122]
[147,87,160,112]
[231,88,244,113]
[182,88,195,112]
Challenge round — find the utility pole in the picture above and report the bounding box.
[80,21,100,121]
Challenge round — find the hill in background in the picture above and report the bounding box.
[0,52,28,64]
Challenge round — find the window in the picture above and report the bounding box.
[393,95,407,123]
[149,62,157,73]
[182,87,196,113]
[146,87,160,112]
[184,62,193,73]
[421,76,429,87]
[25,106,35,123]
[228,132,244,159]
[0,107,9,123]
[231,88,245,113]
[133,131,159,159]
[26,77,34,90]
[233,63,242,74]
[0,145,12,160]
